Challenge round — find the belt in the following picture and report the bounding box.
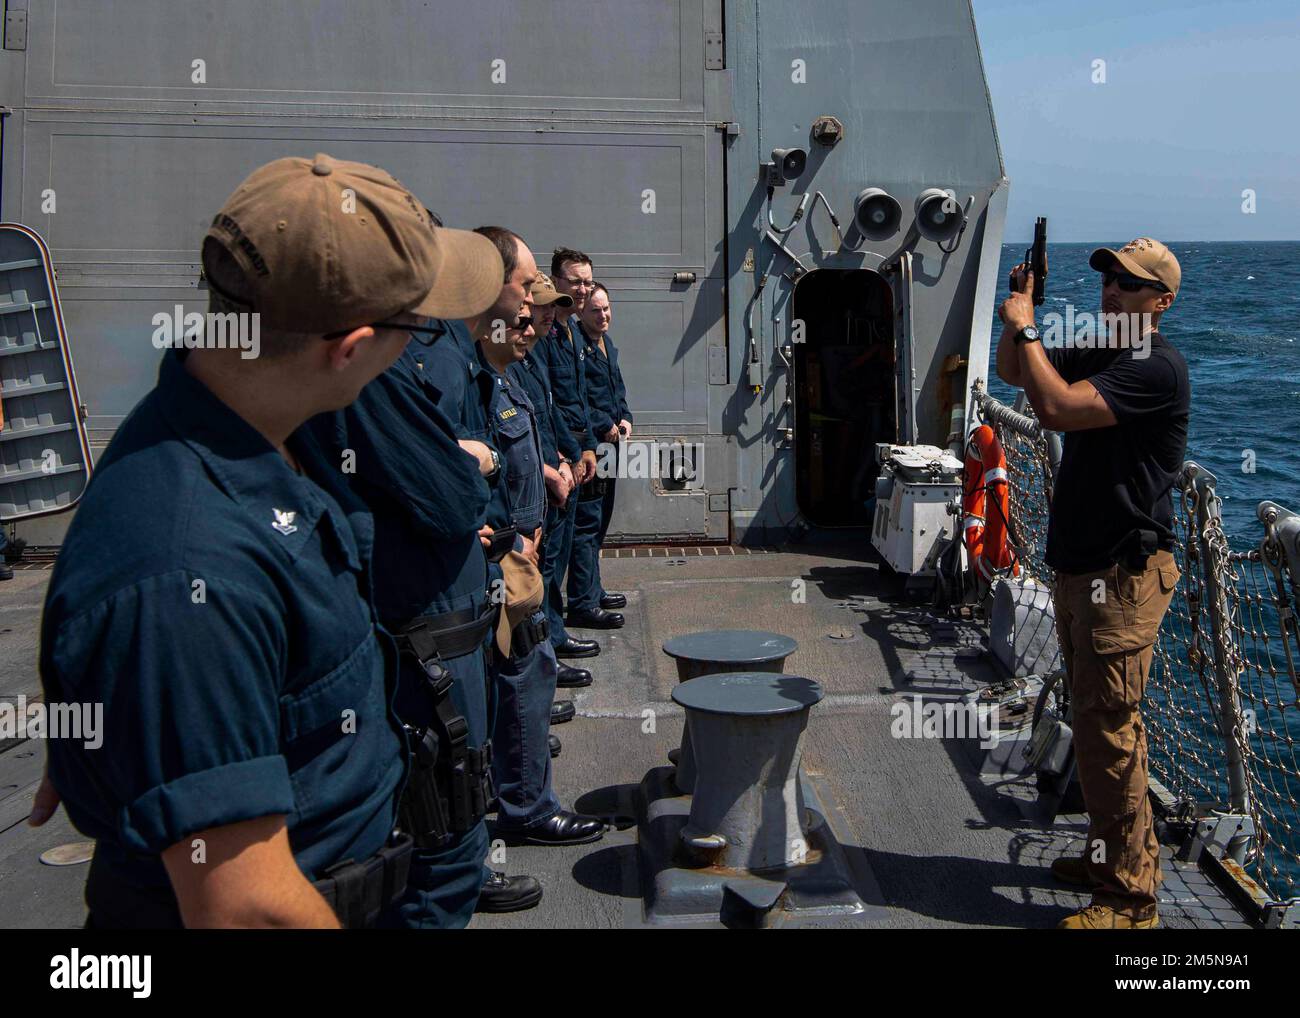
[400,603,497,661]
[312,833,414,929]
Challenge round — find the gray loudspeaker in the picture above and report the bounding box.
[770,147,807,183]
[914,187,963,243]
[852,187,902,240]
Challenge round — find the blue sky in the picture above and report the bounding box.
[971,0,1299,242]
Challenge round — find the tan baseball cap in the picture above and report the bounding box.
[532,272,574,309]
[1089,237,1181,296]
[204,153,504,333]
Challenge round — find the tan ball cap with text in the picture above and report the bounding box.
[204,152,503,333]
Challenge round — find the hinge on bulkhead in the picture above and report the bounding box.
[4,10,27,51]
[704,31,724,70]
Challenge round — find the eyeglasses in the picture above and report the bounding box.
[1103,270,1168,294]
[323,320,446,344]
[557,277,596,290]
[514,316,534,330]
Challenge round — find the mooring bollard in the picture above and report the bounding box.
[661,630,798,793]
[672,672,823,872]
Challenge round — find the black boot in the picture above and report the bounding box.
[503,810,605,847]
[566,607,624,629]
[475,871,543,913]
[554,637,599,659]
[550,699,575,724]
[556,663,592,688]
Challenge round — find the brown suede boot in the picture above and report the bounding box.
[1057,903,1159,929]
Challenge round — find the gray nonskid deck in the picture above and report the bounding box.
[473,547,1249,928]
[0,552,1251,929]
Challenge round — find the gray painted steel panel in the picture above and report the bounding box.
[722,0,1005,542]
[0,0,1005,548]
[0,223,92,520]
[2,0,728,543]
[29,0,709,114]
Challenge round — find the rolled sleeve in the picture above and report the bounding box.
[123,755,293,855]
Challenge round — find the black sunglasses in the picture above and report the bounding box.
[1103,270,1168,294]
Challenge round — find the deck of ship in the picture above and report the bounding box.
[0,546,1251,929]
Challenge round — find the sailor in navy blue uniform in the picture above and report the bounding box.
[34,153,479,928]
[568,282,632,628]
[544,247,624,642]
[310,312,547,925]
[468,227,605,847]
[509,273,595,693]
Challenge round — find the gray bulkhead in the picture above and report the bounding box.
[0,0,1005,548]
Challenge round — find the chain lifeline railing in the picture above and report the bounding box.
[970,381,1300,902]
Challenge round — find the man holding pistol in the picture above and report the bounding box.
[997,237,1189,930]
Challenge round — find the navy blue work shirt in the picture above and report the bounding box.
[40,349,406,925]
[481,345,546,534]
[576,320,633,441]
[418,318,492,443]
[508,347,580,469]
[539,316,596,453]
[308,339,492,629]
[1045,332,1190,572]
[420,320,513,536]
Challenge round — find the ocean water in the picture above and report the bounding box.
[987,241,1300,546]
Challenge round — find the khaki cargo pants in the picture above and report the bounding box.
[1052,550,1180,911]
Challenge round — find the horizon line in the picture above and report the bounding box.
[1001,239,1300,244]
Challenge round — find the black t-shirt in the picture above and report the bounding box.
[1044,331,1190,573]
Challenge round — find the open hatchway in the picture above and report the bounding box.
[791,269,896,528]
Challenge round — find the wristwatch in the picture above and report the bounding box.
[1014,325,1041,345]
[485,447,502,480]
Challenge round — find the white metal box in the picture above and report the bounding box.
[870,444,963,575]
